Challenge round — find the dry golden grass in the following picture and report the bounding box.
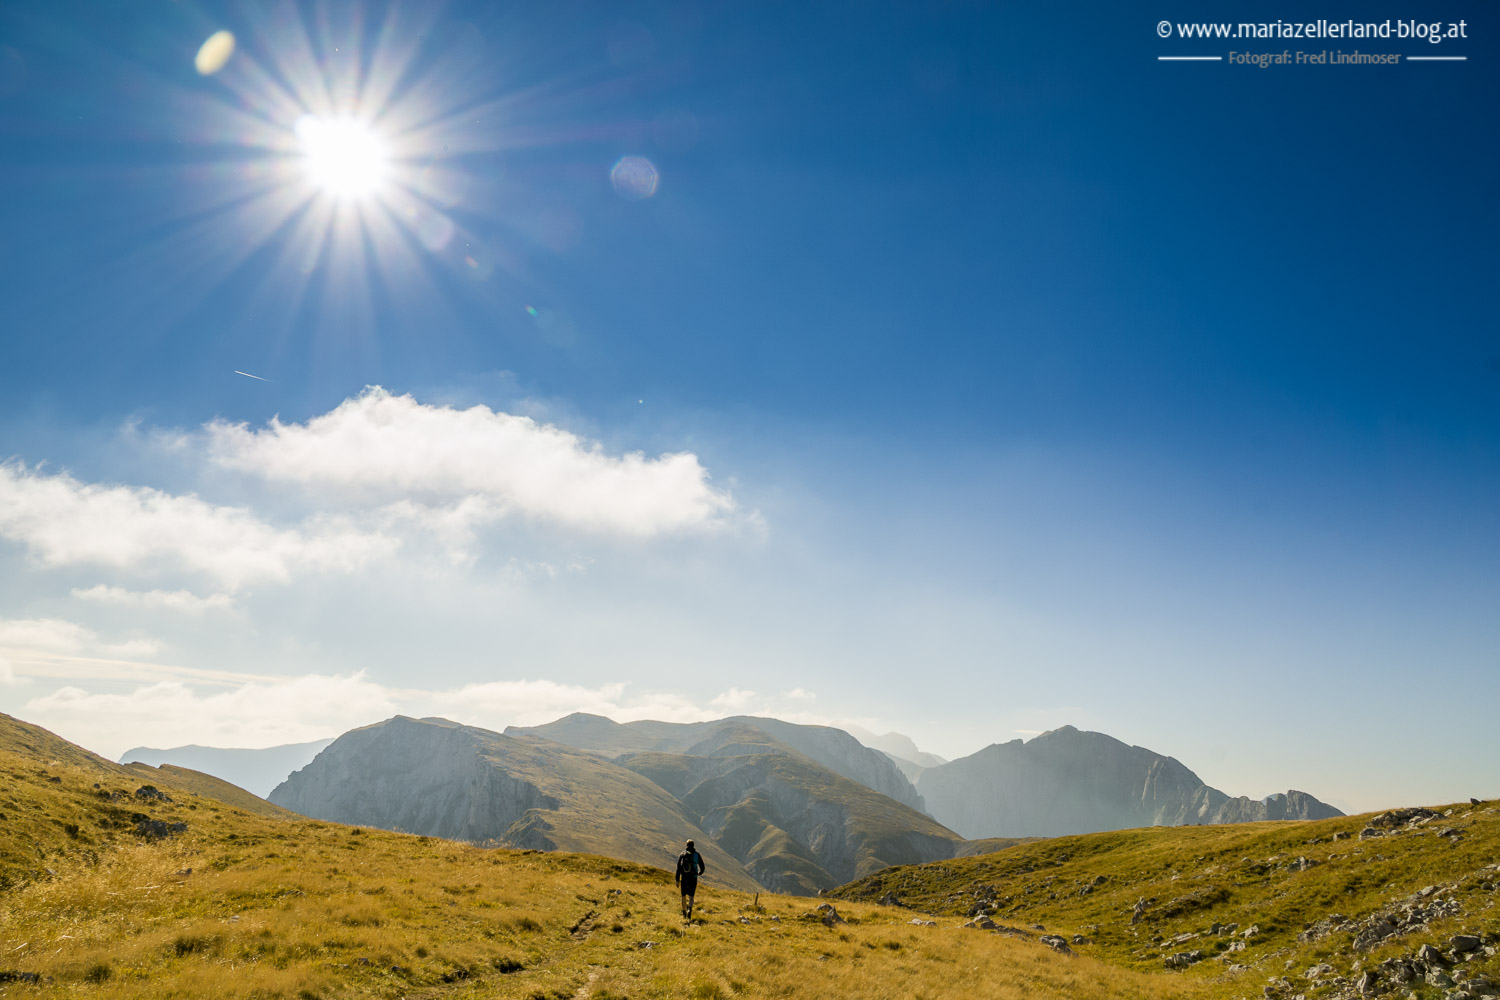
[0,823,1195,999]
[8,712,1490,999]
[0,736,1192,1000]
[836,805,1500,998]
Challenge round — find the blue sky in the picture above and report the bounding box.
[0,0,1495,813]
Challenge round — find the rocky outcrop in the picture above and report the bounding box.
[916,725,1342,838]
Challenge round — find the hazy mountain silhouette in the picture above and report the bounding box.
[915,725,1342,838]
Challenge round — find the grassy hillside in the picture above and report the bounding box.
[834,805,1500,998]
[0,713,1190,999]
[125,762,300,820]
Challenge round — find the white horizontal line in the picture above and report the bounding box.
[1158,56,1222,61]
[1406,56,1467,61]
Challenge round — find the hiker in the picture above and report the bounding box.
[675,839,706,919]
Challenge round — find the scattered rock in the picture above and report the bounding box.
[808,903,845,927]
[1299,913,1349,943]
[1370,807,1438,829]
[134,785,172,803]
[1072,934,1090,945]
[1453,934,1482,954]
[635,941,655,950]
[1164,950,1203,970]
[991,924,1033,939]
[908,918,936,927]
[879,892,904,907]
[1039,935,1074,955]
[133,818,188,841]
[1417,943,1448,965]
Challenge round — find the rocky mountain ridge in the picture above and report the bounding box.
[915,725,1342,838]
[510,713,926,814]
[270,715,960,895]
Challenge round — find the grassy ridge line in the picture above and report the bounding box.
[832,806,1500,997]
[0,713,1190,998]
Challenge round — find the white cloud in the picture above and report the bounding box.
[0,616,96,653]
[426,678,720,730]
[71,585,236,615]
[205,387,738,537]
[709,687,758,711]
[24,673,400,756]
[0,656,15,686]
[0,616,161,659]
[0,462,396,589]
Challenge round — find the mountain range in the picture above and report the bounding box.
[116,714,1342,894]
[908,725,1344,838]
[260,715,1340,894]
[269,715,960,894]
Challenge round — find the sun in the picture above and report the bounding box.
[294,115,389,200]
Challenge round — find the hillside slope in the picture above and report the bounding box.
[0,712,295,891]
[268,715,761,891]
[834,803,1500,998]
[0,713,1194,1000]
[616,723,964,893]
[917,725,1342,838]
[513,712,926,813]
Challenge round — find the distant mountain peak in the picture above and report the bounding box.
[918,726,1342,838]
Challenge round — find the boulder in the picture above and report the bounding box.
[1038,935,1073,955]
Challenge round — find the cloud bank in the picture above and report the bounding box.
[0,462,392,590]
[206,387,737,537]
[20,673,839,761]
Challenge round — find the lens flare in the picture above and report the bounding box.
[295,115,389,199]
[610,156,659,200]
[194,31,235,76]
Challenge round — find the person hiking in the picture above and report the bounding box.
[674,839,706,919]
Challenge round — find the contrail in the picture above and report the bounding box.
[234,370,272,382]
